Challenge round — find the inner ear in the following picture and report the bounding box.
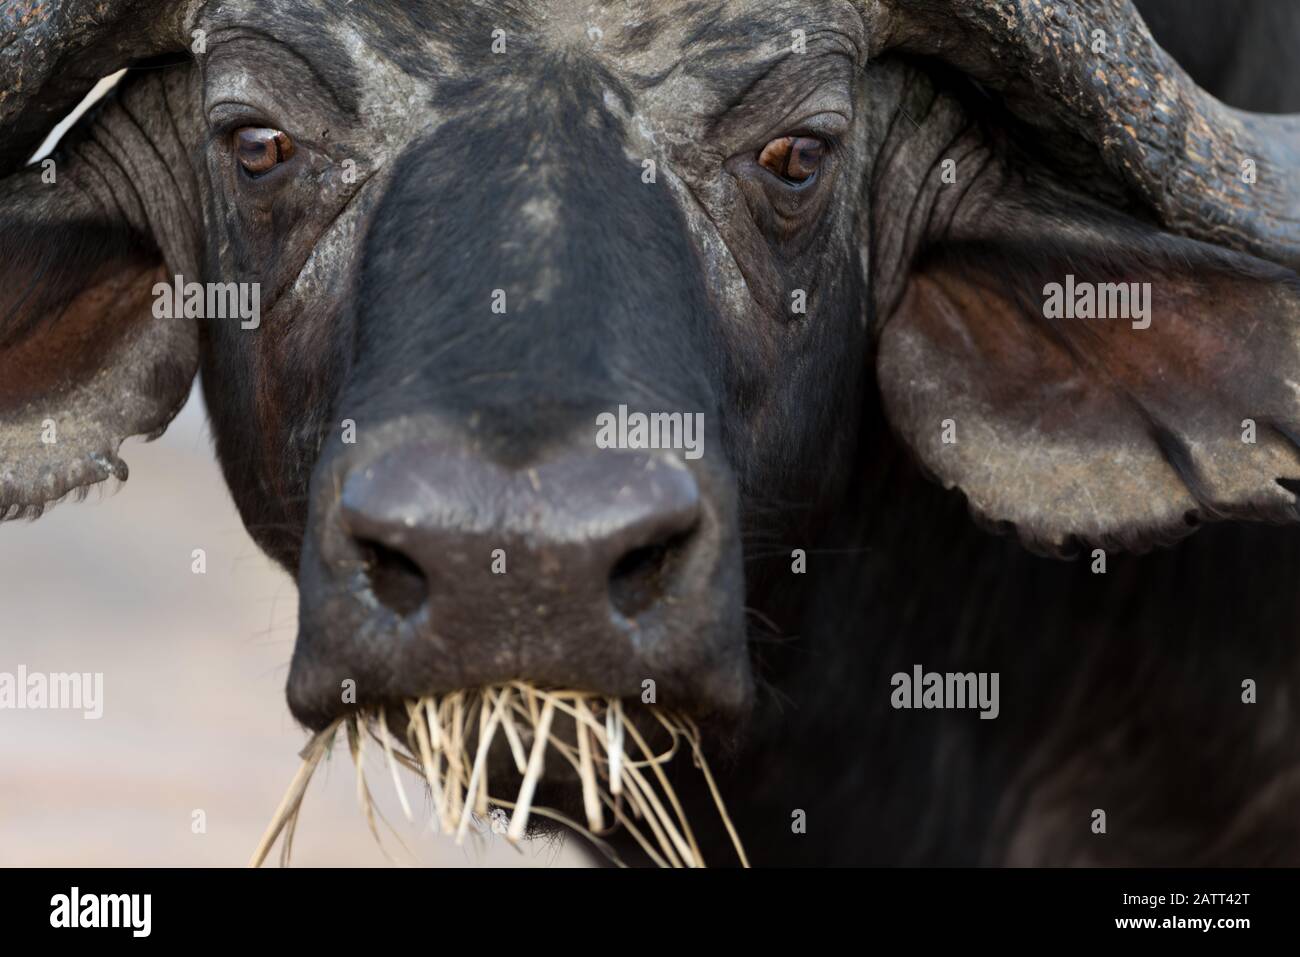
[0,214,198,519]
[2,221,158,399]
[878,223,1300,556]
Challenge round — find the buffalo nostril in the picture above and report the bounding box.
[358,538,427,616]
[608,529,693,620]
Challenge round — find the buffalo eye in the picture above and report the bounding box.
[757,135,825,183]
[234,127,295,175]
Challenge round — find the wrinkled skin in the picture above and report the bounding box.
[189,0,869,568]
[187,1,874,724]
[4,0,1300,865]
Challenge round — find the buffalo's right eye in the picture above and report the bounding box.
[758,135,825,184]
[234,127,295,176]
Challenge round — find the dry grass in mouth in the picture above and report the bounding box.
[250,682,749,868]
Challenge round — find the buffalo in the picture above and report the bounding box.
[2,0,1299,866]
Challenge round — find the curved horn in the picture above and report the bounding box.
[870,0,1300,267]
[0,0,183,173]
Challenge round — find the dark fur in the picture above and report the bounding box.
[1136,0,1300,113]
[4,0,1299,866]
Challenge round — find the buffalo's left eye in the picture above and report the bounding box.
[234,127,295,176]
[758,135,825,183]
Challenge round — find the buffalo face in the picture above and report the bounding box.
[175,3,876,729]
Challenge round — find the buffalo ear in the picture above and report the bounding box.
[878,210,1300,556]
[0,172,198,520]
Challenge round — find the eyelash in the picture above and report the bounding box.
[787,130,839,151]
